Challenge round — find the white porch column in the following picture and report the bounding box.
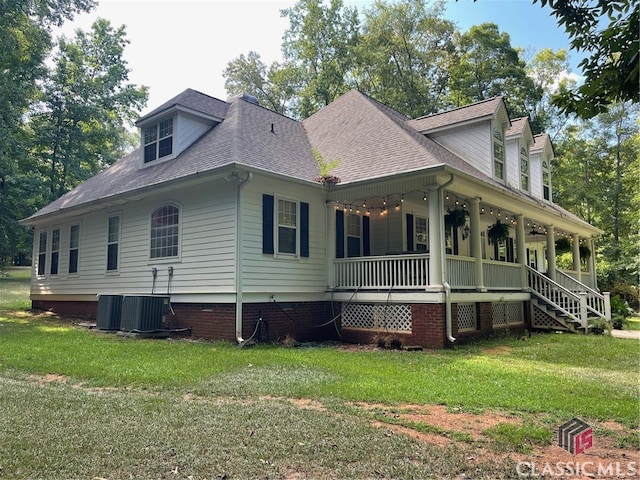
[428,186,443,288]
[326,202,337,289]
[516,214,527,288]
[571,233,582,282]
[546,224,556,281]
[469,197,485,291]
[588,237,598,290]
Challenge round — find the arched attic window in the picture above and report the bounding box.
[150,204,180,259]
[520,146,530,192]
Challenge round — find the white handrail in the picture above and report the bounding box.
[556,270,607,320]
[527,266,586,328]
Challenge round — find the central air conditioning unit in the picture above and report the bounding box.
[120,295,170,332]
[96,294,123,330]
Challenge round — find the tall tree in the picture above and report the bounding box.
[553,103,639,285]
[533,0,638,119]
[357,0,456,117]
[525,48,572,136]
[31,19,148,201]
[223,51,298,117]
[448,23,542,119]
[280,0,360,118]
[0,0,95,264]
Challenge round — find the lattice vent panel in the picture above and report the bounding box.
[457,303,477,332]
[505,302,524,325]
[341,303,412,332]
[532,305,569,331]
[492,303,507,327]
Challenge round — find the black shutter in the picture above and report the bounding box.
[362,215,370,256]
[301,202,309,257]
[336,210,344,259]
[262,194,274,254]
[406,214,414,251]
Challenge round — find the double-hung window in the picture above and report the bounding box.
[150,205,180,259]
[37,231,47,276]
[493,128,505,181]
[107,215,120,271]
[346,213,361,257]
[277,199,297,255]
[262,194,309,258]
[415,216,428,252]
[68,224,80,274]
[50,228,60,275]
[143,117,173,163]
[520,146,530,192]
[542,159,551,200]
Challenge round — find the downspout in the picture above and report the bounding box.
[439,174,456,343]
[232,171,253,343]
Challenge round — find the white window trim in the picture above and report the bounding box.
[148,203,182,263]
[492,126,505,183]
[414,215,429,252]
[68,222,81,276]
[106,213,122,274]
[520,144,530,193]
[140,116,176,167]
[542,156,552,202]
[49,226,61,277]
[36,228,48,278]
[275,196,300,258]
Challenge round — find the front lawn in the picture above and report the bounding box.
[0,271,638,478]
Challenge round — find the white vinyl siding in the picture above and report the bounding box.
[242,176,326,296]
[29,182,237,299]
[428,123,492,178]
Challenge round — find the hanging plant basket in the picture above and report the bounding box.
[314,174,341,186]
[487,220,510,245]
[445,207,468,229]
[579,244,591,261]
[555,237,571,254]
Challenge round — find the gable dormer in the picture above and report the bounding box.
[529,133,554,202]
[408,97,510,182]
[505,117,534,193]
[135,89,228,167]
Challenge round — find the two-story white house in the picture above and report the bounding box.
[22,89,608,348]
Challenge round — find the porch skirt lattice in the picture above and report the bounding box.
[341,303,412,332]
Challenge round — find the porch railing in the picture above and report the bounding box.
[334,254,430,290]
[556,270,609,320]
[483,260,523,289]
[334,254,528,291]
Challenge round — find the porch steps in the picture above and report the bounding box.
[530,298,579,332]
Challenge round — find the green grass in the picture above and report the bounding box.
[0,266,31,310]
[0,271,638,478]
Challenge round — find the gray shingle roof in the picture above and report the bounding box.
[303,90,497,184]
[407,97,505,132]
[136,88,229,125]
[24,89,572,226]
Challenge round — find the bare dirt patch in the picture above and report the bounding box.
[347,402,639,478]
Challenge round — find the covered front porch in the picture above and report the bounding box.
[324,172,608,341]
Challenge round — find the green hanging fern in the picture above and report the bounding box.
[487,220,510,245]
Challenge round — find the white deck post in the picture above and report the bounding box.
[604,292,611,321]
[469,197,485,291]
[572,233,582,282]
[516,214,527,289]
[546,224,556,282]
[428,186,442,288]
[579,292,588,330]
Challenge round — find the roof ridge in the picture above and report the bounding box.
[413,96,503,121]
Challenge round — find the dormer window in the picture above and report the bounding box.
[520,146,529,192]
[542,159,551,201]
[493,128,505,181]
[143,117,173,163]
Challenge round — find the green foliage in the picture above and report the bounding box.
[31,19,148,202]
[533,0,638,119]
[487,220,510,245]
[484,422,553,453]
[555,237,571,254]
[312,148,341,183]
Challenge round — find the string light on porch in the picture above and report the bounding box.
[423,192,427,201]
